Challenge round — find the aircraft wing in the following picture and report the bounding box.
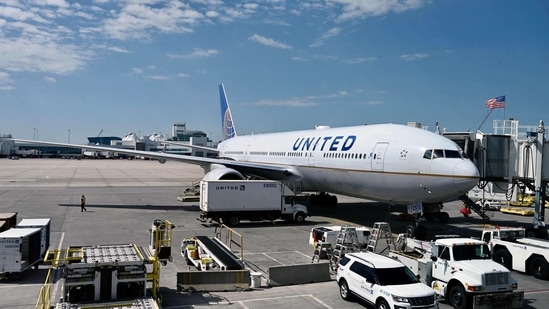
[160,141,219,153]
[13,139,298,180]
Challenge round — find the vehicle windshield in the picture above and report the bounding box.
[374,266,419,286]
[452,244,491,261]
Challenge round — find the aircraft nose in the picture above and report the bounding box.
[453,160,480,194]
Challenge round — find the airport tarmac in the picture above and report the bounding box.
[0,158,548,309]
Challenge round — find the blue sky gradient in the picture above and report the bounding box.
[1,0,548,144]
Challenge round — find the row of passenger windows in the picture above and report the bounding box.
[224,150,370,159]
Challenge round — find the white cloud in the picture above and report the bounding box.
[400,53,429,60]
[0,0,430,87]
[102,2,200,40]
[0,71,15,90]
[329,0,428,22]
[249,34,292,49]
[310,27,342,47]
[252,90,350,107]
[144,75,170,80]
[167,48,219,59]
[43,76,56,83]
[0,36,89,74]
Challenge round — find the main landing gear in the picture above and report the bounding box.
[405,203,449,240]
[309,192,338,207]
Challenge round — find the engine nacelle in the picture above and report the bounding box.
[203,167,245,180]
[157,158,167,164]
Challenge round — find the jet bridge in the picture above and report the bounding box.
[445,119,548,238]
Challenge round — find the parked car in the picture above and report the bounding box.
[336,251,438,309]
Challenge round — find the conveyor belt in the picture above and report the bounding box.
[195,235,242,270]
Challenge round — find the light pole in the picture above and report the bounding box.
[68,129,71,143]
[33,128,38,140]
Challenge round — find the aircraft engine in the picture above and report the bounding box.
[203,167,245,180]
[157,158,167,164]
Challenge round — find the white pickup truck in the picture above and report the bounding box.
[481,226,549,280]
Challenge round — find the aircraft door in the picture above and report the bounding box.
[308,151,315,167]
[372,142,389,171]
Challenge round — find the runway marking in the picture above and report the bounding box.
[50,232,65,300]
[233,294,333,309]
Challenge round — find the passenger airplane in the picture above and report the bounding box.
[15,84,479,208]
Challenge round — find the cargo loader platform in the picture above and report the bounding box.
[194,235,243,270]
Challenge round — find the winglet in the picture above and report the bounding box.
[219,83,237,140]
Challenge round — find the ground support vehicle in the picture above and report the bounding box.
[389,234,523,309]
[16,218,51,258]
[181,235,243,271]
[336,251,439,309]
[481,226,549,280]
[0,227,42,277]
[309,225,371,251]
[0,212,17,232]
[35,219,173,309]
[198,180,308,226]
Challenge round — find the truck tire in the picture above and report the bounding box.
[339,279,352,301]
[493,248,512,270]
[223,216,240,227]
[529,256,549,280]
[449,284,469,309]
[294,212,306,223]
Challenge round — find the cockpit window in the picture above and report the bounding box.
[423,149,464,160]
[445,150,463,158]
[433,149,444,159]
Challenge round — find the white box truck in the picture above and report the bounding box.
[198,180,309,226]
[16,218,51,259]
[0,227,42,276]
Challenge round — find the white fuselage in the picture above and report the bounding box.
[217,123,479,204]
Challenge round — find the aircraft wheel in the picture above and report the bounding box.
[525,227,537,238]
[536,227,548,239]
[329,195,338,207]
[438,212,450,223]
[416,224,427,240]
[405,224,416,238]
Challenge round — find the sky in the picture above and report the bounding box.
[0,0,548,144]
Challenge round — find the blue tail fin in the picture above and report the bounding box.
[219,83,237,140]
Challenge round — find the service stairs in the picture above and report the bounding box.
[366,222,396,255]
[331,226,361,267]
[459,195,494,222]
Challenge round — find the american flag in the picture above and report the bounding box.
[485,96,506,109]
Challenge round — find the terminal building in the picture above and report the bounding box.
[0,123,217,158]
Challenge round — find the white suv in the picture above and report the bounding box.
[337,252,438,309]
